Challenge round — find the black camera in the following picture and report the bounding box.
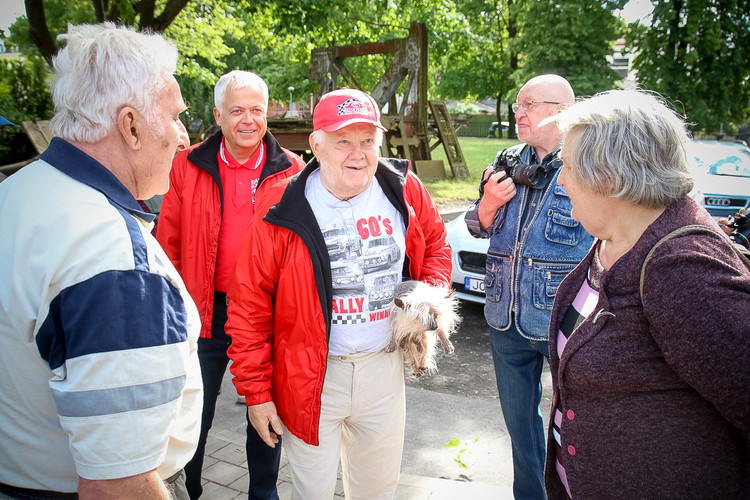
[726,210,750,250]
[488,150,560,189]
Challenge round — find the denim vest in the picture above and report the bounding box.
[467,145,594,340]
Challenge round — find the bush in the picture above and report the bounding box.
[0,55,54,163]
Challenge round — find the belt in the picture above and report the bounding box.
[215,290,228,306]
[328,348,389,361]
[0,482,77,500]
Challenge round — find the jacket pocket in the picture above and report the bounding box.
[531,263,575,310]
[484,254,508,303]
[544,208,585,246]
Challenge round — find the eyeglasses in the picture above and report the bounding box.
[512,100,561,113]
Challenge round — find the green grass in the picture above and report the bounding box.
[425,137,520,206]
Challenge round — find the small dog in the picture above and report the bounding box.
[386,280,460,377]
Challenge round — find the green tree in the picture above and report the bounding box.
[8,0,247,129]
[8,0,95,55]
[165,0,244,126]
[434,0,522,137]
[513,0,626,97]
[246,0,447,96]
[218,0,472,118]
[24,0,190,64]
[627,0,750,134]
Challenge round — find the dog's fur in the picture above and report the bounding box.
[386,280,460,377]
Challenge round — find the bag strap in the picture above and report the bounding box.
[640,224,750,303]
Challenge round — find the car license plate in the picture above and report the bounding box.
[465,277,485,294]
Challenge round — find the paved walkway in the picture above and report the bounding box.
[199,431,512,499]
[196,358,553,499]
[199,418,514,500]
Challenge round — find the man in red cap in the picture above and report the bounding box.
[226,88,451,498]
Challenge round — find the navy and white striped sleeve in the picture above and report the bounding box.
[35,260,192,478]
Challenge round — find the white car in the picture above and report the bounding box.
[690,140,750,220]
[445,209,489,303]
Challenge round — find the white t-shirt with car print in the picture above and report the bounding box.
[305,169,406,356]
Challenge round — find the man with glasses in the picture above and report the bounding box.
[465,74,593,500]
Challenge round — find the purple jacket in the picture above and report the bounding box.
[545,196,750,499]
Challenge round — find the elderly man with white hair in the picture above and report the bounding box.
[0,23,202,499]
[226,88,451,499]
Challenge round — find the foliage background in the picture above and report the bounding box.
[1,0,749,165]
[0,56,53,162]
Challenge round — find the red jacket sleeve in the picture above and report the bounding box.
[225,182,289,405]
[405,171,452,287]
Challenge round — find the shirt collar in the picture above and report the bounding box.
[40,138,155,222]
[219,137,265,170]
[524,144,561,166]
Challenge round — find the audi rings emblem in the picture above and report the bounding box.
[705,197,732,206]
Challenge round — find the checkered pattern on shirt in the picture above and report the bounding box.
[332,313,367,325]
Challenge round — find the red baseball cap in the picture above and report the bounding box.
[313,88,387,132]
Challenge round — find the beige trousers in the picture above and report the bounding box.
[282,348,406,500]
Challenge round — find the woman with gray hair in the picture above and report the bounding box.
[544,89,750,499]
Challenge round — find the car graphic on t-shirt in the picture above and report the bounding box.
[331,260,365,292]
[367,272,399,311]
[360,236,400,273]
[323,226,363,261]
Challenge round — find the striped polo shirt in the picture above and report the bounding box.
[0,138,203,493]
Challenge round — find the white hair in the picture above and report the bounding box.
[557,89,694,208]
[50,22,178,143]
[214,71,269,110]
[309,128,384,149]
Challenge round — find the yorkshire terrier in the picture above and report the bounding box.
[386,280,460,377]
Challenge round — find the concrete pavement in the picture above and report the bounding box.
[198,359,552,499]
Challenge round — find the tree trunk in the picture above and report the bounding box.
[507,0,518,140]
[92,0,107,22]
[25,0,57,65]
[25,0,191,65]
[138,0,156,28]
[149,0,191,32]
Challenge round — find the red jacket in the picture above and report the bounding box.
[226,158,451,445]
[156,131,304,338]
